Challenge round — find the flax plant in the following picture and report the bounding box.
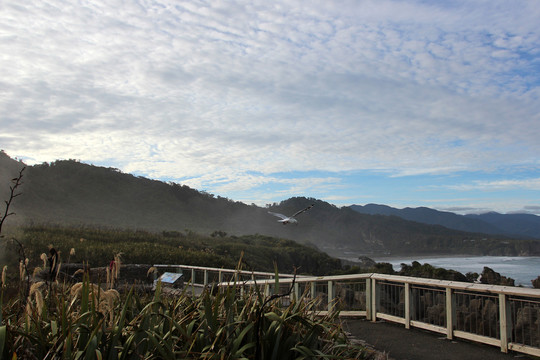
[107,252,122,290]
[0,272,374,359]
[0,266,6,358]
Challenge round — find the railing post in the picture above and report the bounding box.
[311,282,316,300]
[366,277,372,321]
[328,280,334,311]
[446,287,455,340]
[371,278,378,322]
[218,270,223,284]
[499,293,511,353]
[203,270,208,286]
[294,282,299,301]
[405,282,411,329]
[191,268,196,296]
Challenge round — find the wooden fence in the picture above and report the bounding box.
[154,264,540,357]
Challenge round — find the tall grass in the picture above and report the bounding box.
[0,271,375,359]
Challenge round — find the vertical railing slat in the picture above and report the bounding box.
[446,287,454,340]
[405,282,411,329]
[366,277,372,321]
[371,278,378,322]
[499,293,511,353]
[328,280,334,311]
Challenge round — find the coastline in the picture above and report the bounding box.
[360,255,540,287]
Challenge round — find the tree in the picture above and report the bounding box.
[0,167,24,235]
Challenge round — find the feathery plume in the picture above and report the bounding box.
[147,266,157,277]
[73,269,84,276]
[25,302,31,322]
[113,253,122,278]
[33,267,43,277]
[30,281,45,295]
[106,266,111,289]
[103,289,120,304]
[19,260,25,281]
[34,290,44,317]
[55,262,62,281]
[1,265,6,288]
[70,282,83,297]
[40,253,48,268]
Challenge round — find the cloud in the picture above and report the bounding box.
[446,178,540,192]
[1,0,539,211]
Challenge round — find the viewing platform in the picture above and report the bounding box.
[153,263,540,358]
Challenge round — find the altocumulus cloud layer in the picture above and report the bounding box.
[1,0,539,212]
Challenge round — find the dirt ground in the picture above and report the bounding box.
[343,319,536,360]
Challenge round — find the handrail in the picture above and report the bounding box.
[153,263,299,278]
[220,271,540,357]
[233,272,540,297]
[154,264,540,357]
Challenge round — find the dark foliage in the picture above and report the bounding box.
[13,225,343,276]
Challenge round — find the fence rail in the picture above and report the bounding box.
[152,264,300,291]
[154,264,540,357]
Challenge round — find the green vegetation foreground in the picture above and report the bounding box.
[0,271,374,359]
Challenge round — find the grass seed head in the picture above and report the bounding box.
[32,267,43,277]
[103,289,120,304]
[1,265,6,287]
[34,290,44,317]
[30,281,45,295]
[40,253,47,267]
[73,269,84,276]
[19,260,25,281]
[70,282,84,297]
[147,266,157,277]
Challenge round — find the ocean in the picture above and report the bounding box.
[365,256,540,287]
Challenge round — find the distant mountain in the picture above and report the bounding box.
[2,151,540,257]
[465,212,540,239]
[350,204,540,239]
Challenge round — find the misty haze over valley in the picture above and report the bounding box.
[2,151,539,260]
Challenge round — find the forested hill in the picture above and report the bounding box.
[350,203,540,239]
[1,151,539,257]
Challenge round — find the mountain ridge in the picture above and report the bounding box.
[2,150,539,257]
[350,203,540,239]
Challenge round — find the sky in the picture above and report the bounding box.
[1,1,540,215]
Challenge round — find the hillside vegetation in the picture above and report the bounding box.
[2,150,539,257]
[4,225,343,277]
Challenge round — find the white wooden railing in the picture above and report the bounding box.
[152,264,300,292]
[154,264,540,357]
